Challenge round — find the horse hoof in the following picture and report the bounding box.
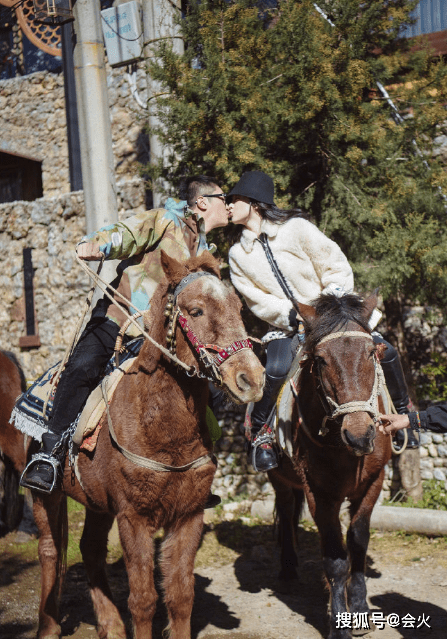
[14,530,37,544]
[97,623,127,639]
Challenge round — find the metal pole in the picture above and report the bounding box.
[142,0,183,208]
[61,22,83,192]
[72,0,118,233]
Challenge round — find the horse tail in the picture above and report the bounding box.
[273,486,306,546]
[56,495,68,601]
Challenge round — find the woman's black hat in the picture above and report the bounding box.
[228,171,275,205]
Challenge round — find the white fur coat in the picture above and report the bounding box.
[229,217,354,331]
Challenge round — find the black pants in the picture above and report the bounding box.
[250,337,295,428]
[48,317,120,435]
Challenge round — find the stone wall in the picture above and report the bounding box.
[0,183,146,379]
[0,66,148,199]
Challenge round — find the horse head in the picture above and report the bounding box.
[159,250,265,405]
[298,291,382,456]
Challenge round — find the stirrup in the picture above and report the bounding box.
[251,430,277,472]
[20,453,61,494]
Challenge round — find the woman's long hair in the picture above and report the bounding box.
[229,200,307,243]
[255,200,307,224]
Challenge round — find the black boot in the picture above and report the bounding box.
[379,342,419,450]
[247,371,286,472]
[249,422,278,472]
[204,493,222,509]
[20,431,66,494]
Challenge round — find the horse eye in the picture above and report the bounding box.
[189,308,203,317]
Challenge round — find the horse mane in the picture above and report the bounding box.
[304,293,371,352]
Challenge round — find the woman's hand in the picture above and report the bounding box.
[378,413,410,435]
[76,242,104,261]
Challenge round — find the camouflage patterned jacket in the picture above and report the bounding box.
[81,199,212,329]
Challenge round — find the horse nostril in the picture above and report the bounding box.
[344,429,358,449]
[236,372,251,391]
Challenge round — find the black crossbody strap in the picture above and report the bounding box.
[257,233,299,312]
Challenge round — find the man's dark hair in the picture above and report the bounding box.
[179,175,220,207]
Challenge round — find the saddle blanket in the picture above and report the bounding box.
[10,337,222,451]
[10,357,137,451]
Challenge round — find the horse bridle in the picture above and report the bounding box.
[165,271,253,385]
[309,330,385,437]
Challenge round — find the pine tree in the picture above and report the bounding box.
[146,0,447,315]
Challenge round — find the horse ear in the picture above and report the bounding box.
[187,251,222,279]
[297,301,316,322]
[160,250,188,285]
[362,290,379,324]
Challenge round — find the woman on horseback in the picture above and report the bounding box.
[227,170,417,472]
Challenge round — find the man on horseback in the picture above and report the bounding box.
[21,176,229,494]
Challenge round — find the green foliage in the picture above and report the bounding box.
[145,0,447,309]
[385,480,447,511]
[419,353,447,402]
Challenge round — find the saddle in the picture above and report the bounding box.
[10,338,144,449]
[11,336,222,452]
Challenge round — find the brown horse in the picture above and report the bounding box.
[4,251,264,639]
[270,292,391,639]
[0,350,30,534]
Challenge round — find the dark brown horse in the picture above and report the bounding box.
[0,350,30,534]
[270,292,391,639]
[4,251,265,639]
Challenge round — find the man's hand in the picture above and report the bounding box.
[76,242,104,261]
[378,413,410,436]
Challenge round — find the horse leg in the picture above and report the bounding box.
[33,492,68,639]
[347,475,384,633]
[271,473,304,581]
[80,509,125,639]
[160,511,204,639]
[0,455,6,536]
[17,487,39,538]
[312,495,351,639]
[117,511,157,639]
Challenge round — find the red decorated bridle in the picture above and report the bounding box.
[165,271,253,385]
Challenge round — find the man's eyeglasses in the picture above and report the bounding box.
[200,193,227,203]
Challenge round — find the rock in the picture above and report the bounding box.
[251,499,275,521]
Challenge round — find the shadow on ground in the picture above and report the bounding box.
[58,549,241,639]
[211,519,388,638]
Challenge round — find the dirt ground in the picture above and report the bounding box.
[1,501,447,639]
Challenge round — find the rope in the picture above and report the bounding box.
[101,380,213,472]
[42,257,105,419]
[318,331,374,346]
[75,256,194,374]
[384,384,409,456]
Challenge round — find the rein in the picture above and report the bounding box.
[167,270,253,385]
[76,261,251,473]
[76,257,253,385]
